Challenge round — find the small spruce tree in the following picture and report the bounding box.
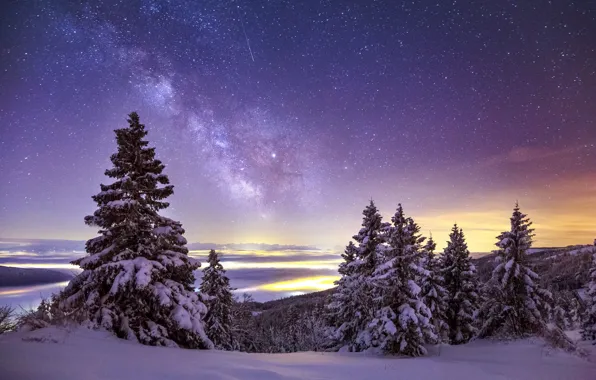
[56,112,212,348]
[581,240,596,342]
[477,203,552,339]
[200,249,236,350]
[441,225,479,344]
[552,296,571,330]
[231,293,257,352]
[420,236,449,342]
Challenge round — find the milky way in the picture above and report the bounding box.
[1,1,595,251]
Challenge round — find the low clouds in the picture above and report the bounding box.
[0,239,340,302]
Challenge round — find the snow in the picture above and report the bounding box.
[153,226,173,235]
[96,189,122,197]
[106,200,138,208]
[505,258,515,271]
[567,246,595,256]
[1,327,594,380]
[408,279,421,296]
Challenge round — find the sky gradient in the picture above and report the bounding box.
[1,0,595,253]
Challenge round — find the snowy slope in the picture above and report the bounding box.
[0,327,594,380]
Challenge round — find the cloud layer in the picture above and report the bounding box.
[0,239,341,303]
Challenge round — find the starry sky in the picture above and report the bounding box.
[1,0,595,253]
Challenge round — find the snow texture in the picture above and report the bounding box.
[0,326,594,380]
[581,245,596,341]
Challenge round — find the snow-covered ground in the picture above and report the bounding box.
[0,327,594,380]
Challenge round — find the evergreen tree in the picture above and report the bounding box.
[420,236,448,342]
[477,203,552,339]
[0,305,15,334]
[353,200,385,275]
[551,298,570,330]
[56,112,212,348]
[568,295,582,328]
[328,201,385,351]
[441,225,479,344]
[200,249,236,350]
[363,204,436,356]
[231,293,257,352]
[581,240,596,342]
[326,241,357,333]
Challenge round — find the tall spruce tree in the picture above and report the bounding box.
[420,236,449,342]
[477,203,552,338]
[56,112,212,348]
[581,240,596,342]
[441,225,479,344]
[328,201,384,351]
[362,204,436,356]
[200,249,236,350]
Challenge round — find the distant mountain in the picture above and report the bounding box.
[0,266,73,287]
[473,244,594,291]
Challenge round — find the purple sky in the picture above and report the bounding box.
[1,0,595,252]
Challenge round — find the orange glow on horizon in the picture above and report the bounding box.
[256,276,339,292]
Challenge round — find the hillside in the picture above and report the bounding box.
[250,245,595,313]
[0,266,73,287]
[474,245,595,292]
[0,326,594,380]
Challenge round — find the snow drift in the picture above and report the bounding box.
[0,326,594,380]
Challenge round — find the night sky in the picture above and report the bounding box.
[1,0,595,252]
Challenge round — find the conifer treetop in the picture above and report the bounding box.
[353,200,384,244]
[352,199,385,274]
[496,202,535,257]
[200,249,236,350]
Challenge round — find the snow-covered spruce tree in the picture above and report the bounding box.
[551,295,571,330]
[420,236,448,342]
[326,241,359,348]
[231,293,257,352]
[362,204,436,356]
[56,112,212,348]
[200,249,236,350]
[441,225,479,345]
[477,203,552,339]
[0,305,15,334]
[568,295,582,328]
[581,240,596,342]
[328,201,385,351]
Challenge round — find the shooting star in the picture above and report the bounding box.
[236,5,255,62]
